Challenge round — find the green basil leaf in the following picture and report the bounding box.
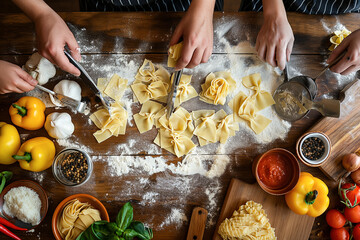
[77,221,110,240]
[116,202,133,230]
[129,221,153,240]
[123,229,139,240]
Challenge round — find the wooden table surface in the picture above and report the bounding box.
[0,12,359,240]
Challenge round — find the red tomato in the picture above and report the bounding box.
[340,183,360,206]
[330,227,349,240]
[326,209,346,228]
[354,224,360,240]
[344,205,360,223]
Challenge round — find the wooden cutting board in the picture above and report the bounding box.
[307,79,360,181]
[213,178,314,240]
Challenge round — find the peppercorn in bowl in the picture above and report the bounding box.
[52,148,93,186]
[296,132,331,167]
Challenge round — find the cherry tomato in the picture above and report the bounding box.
[344,205,360,223]
[340,183,360,206]
[354,224,360,240]
[330,227,349,240]
[326,209,346,228]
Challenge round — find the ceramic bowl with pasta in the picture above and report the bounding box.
[52,194,109,240]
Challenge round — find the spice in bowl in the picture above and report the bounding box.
[301,137,325,160]
[297,132,331,167]
[52,148,93,186]
[61,151,88,184]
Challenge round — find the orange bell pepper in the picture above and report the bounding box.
[9,96,45,130]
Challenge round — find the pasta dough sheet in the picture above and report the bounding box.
[103,74,128,102]
[58,199,101,240]
[90,102,128,143]
[199,71,236,105]
[134,100,165,133]
[173,74,198,107]
[229,73,274,134]
[168,42,183,68]
[218,201,276,240]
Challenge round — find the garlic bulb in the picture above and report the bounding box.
[24,52,56,85]
[50,80,82,106]
[45,112,75,139]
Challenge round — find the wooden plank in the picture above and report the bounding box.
[213,178,314,240]
[0,12,360,55]
[307,80,360,181]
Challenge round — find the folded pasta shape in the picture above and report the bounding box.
[229,91,271,135]
[174,74,198,107]
[218,201,276,240]
[103,74,128,102]
[229,73,274,135]
[134,101,165,133]
[131,81,168,104]
[214,110,239,144]
[90,102,128,143]
[242,73,275,112]
[329,28,351,51]
[192,110,217,145]
[168,42,183,68]
[155,107,196,157]
[200,71,236,105]
[134,59,170,88]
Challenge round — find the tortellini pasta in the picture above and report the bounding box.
[200,71,236,105]
[228,73,274,135]
[218,201,276,240]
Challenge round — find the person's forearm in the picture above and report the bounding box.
[262,0,287,19]
[12,0,55,22]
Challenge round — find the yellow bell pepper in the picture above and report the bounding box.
[285,172,329,217]
[0,122,20,165]
[9,96,46,130]
[12,137,55,172]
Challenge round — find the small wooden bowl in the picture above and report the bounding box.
[52,194,110,240]
[252,148,300,195]
[296,132,331,167]
[0,180,48,230]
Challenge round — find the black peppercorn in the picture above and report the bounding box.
[60,152,88,184]
[301,137,325,160]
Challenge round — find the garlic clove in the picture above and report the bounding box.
[49,80,82,107]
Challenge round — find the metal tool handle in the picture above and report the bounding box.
[35,84,56,95]
[64,50,100,94]
[314,51,347,80]
[283,66,289,82]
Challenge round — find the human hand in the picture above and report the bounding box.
[170,0,215,70]
[34,11,81,76]
[256,13,294,70]
[0,60,38,94]
[327,29,360,75]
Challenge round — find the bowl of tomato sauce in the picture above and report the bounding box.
[253,148,300,195]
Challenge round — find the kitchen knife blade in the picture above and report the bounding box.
[166,69,183,119]
[64,50,112,115]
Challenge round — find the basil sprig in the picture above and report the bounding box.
[76,202,153,240]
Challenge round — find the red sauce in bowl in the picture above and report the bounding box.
[257,152,293,189]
